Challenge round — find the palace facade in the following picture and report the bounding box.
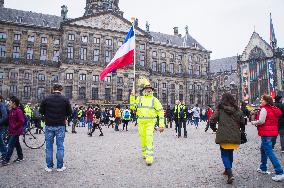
[0,0,211,107]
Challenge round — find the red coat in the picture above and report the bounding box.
[207,108,214,120]
[8,107,25,136]
[257,105,282,137]
[86,109,94,122]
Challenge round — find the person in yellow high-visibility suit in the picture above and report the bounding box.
[130,77,164,166]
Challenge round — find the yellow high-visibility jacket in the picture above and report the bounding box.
[24,105,33,117]
[130,95,164,128]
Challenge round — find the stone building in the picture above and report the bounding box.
[0,0,211,107]
[238,32,284,104]
[210,56,239,106]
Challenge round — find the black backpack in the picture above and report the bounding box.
[179,106,186,119]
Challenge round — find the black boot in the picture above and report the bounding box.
[227,169,234,184]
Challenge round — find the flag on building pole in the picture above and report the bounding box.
[270,13,277,48]
[99,26,135,81]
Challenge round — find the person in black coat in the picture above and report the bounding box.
[272,96,284,152]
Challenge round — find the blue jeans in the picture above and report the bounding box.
[45,126,65,168]
[193,117,199,127]
[24,116,31,133]
[5,135,23,162]
[0,128,7,158]
[221,148,234,170]
[81,117,86,127]
[260,137,283,175]
[87,121,93,130]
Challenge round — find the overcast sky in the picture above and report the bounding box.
[5,0,284,59]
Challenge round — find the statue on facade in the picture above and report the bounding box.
[146,21,150,32]
[185,25,189,34]
[61,5,68,20]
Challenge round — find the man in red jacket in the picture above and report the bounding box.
[205,105,214,132]
[252,95,284,182]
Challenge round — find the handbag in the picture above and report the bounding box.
[240,131,247,144]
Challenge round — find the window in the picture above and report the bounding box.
[93,75,99,82]
[139,54,145,66]
[10,85,17,95]
[92,88,99,100]
[94,37,100,44]
[117,41,123,47]
[161,62,166,73]
[68,34,75,41]
[79,74,86,81]
[179,94,183,101]
[179,85,184,90]
[196,66,201,75]
[24,72,32,80]
[171,84,175,89]
[188,84,193,90]
[66,73,73,80]
[81,36,88,43]
[0,45,6,57]
[27,47,33,60]
[67,47,74,59]
[170,53,174,59]
[79,87,86,99]
[37,87,45,100]
[189,55,193,62]
[162,83,167,89]
[105,88,111,101]
[80,48,87,60]
[106,39,112,46]
[40,48,47,61]
[152,61,157,72]
[54,39,60,45]
[178,64,182,73]
[153,82,158,88]
[177,55,183,60]
[197,85,201,90]
[65,86,72,99]
[117,89,123,101]
[10,72,18,80]
[0,32,7,40]
[170,93,175,105]
[53,50,59,62]
[24,86,31,98]
[140,44,145,50]
[41,37,48,44]
[52,75,59,81]
[38,74,45,81]
[14,34,21,41]
[104,76,111,83]
[162,93,167,104]
[93,49,100,62]
[28,35,35,43]
[152,51,157,57]
[117,77,123,84]
[13,46,20,58]
[161,52,166,58]
[190,94,194,104]
[105,50,112,63]
[169,63,174,73]
[0,72,4,80]
[189,65,193,75]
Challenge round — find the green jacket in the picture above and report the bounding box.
[210,105,245,144]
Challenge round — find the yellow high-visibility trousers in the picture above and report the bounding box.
[138,119,155,163]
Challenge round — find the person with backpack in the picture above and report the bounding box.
[192,104,201,129]
[122,107,131,131]
[1,96,25,166]
[88,107,103,137]
[209,93,245,184]
[32,104,42,134]
[0,95,9,161]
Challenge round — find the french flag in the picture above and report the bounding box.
[100,26,135,80]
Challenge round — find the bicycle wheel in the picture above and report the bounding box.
[23,127,45,149]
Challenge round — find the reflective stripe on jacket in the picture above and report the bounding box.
[130,95,164,128]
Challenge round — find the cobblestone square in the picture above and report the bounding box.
[0,122,284,187]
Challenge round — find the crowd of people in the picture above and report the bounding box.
[0,81,284,184]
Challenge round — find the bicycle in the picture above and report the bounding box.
[23,120,45,149]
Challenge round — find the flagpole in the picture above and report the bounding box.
[132,18,136,95]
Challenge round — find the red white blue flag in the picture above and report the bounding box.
[100,26,135,80]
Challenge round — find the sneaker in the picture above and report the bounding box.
[45,167,52,172]
[1,160,10,166]
[257,168,271,175]
[99,133,104,136]
[13,158,24,163]
[57,166,66,172]
[272,174,284,182]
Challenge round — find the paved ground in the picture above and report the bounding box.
[0,122,284,188]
